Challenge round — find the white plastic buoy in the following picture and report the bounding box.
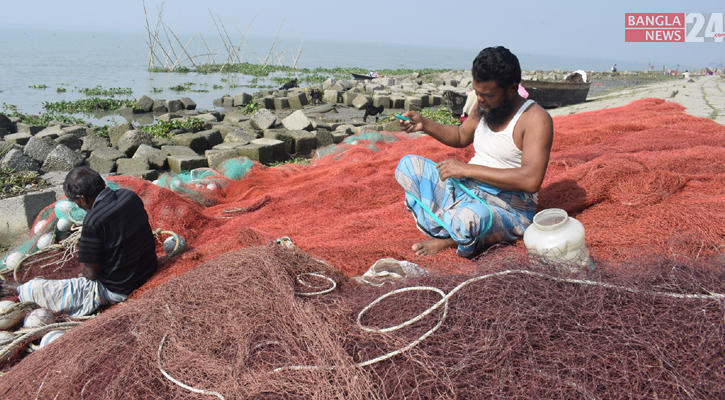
[0,331,13,345]
[39,330,65,348]
[33,220,48,234]
[55,200,73,215]
[23,308,56,329]
[163,236,187,256]
[36,233,54,250]
[206,183,218,191]
[3,252,26,271]
[0,301,23,330]
[56,218,73,232]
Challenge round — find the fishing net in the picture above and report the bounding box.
[1,246,723,399]
[1,98,724,397]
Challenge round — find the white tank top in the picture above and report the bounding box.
[469,99,534,169]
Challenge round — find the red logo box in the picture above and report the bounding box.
[625,13,685,42]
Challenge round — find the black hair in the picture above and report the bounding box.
[63,166,106,200]
[471,46,522,89]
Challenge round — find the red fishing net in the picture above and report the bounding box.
[1,98,724,398]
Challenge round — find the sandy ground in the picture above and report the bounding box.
[548,74,725,125]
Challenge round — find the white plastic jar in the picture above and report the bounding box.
[523,208,591,269]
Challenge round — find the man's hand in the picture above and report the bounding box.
[398,111,424,133]
[436,159,469,180]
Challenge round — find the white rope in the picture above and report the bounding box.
[273,268,725,373]
[294,272,337,296]
[157,333,225,400]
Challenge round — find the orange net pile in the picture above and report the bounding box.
[1,98,724,398]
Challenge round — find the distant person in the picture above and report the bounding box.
[1,167,158,316]
[682,70,690,80]
[611,64,617,73]
[395,46,553,257]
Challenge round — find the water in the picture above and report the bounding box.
[0,26,645,126]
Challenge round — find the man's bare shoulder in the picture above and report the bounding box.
[522,102,553,126]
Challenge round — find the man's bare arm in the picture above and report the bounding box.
[436,105,553,193]
[80,262,101,280]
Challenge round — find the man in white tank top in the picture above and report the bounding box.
[395,46,553,258]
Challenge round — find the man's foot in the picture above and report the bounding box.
[412,238,457,256]
[0,281,20,298]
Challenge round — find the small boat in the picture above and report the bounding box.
[520,80,591,109]
[351,73,376,81]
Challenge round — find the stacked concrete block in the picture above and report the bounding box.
[88,147,125,173]
[171,132,208,154]
[237,138,285,164]
[167,155,208,174]
[205,149,240,170]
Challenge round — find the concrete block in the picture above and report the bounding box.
[233,92,253,107]
[180,97,197,110]
[390,95,406,109]
[342,91,357,106]
[133,144,168,169]
[212,142,247,151]
[80,135,110,157]
[353,94,373,110]
[223,129,257,144]
[372,95,391,109]
[332,131,348,144]
[315,130,334,149]
[237,138,285,164]
[404,96,423,111]
[115,158,150,175]
[0,189,58,247]
[167,155,209,173]
[16,123,43,135]
[123,169,159,180]
[171,132,208,154]
[254,96,275,110]
[35,126,63,141]
[162,145,201,157]
[3,132,32,145]
[88,147,125,174]
[289,130,317,156]
[282,110,312,131]
[41,144,83,173]
[273,97,290,110]
[324,90,342,104]
[205,149,240,170]
[136,95,154,112]
[1,148,39,172]
[197,129,223,148]
[108,122,135,147]
[250,108,278,131]
[222,97,235,108]
[287,92,308,109]
[23,136,56,164]
[152,99,168,113]
[263,129,294,154]
[0,114,16,134]
[117,130,153,157]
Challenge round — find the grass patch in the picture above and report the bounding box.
[421,107,459,125]
[78,86,133,96]
[29,84,47,89]
[43,98,137,113]
[267,157,311,168]
[2,103,87,126]
[137,117,205,138]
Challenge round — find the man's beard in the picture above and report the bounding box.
[478,97,514,125]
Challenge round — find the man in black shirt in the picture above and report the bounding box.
[1,167,157,316]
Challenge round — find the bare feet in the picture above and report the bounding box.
[412,238,457,256]
[0,281,21,298]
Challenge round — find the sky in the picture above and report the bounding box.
[0,0,722,68]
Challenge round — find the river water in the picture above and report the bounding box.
[0,26,646,126]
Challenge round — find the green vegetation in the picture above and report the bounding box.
[2,103,87,126]
[0,145,47,199]
[78,85,133,97]
[240,102,260,115]
[137,117,205,138]
[151,87,164,93]
[169,82,209,93]
[56,87,67,93]
[267,157,311,168]
[43,98,137,113]
[421,107,459,125]
[29,84,47,89]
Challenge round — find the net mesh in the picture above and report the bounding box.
[1,98,724,398]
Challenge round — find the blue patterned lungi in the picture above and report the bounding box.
[18,277,127,316]
[395,155,537,257]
